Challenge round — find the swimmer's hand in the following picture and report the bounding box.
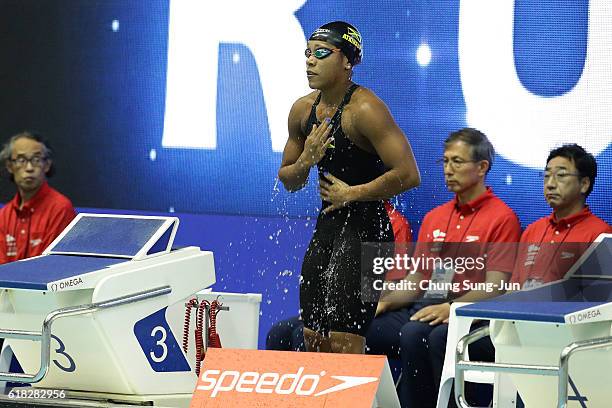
[319,173,354,214]
[301,118,334,167]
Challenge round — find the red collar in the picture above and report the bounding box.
[548,206,591,230]
[9,182,51,213]
[453,187,494,215]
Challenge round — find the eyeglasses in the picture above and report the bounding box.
[305,47,341,60]
[9,156,47,168]
[540,170,581,182]
[437,158,478,169]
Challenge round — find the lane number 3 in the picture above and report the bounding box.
[150,326,168,363]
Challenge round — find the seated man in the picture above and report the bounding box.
[0,131,76,264]
[369,128,521,408]
[266,201,412,351]
[511,144,611,288]
[265,315,305,351]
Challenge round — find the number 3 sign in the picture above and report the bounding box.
[134,307,191,372]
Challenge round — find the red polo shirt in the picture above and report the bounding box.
[385,201,412,245]
[416,187,521,295]
[511,207,611,286]
[384,201,413,280]
[0,182,76,264]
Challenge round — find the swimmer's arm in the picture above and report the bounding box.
[349,96,420,201]
[278,100,313,192]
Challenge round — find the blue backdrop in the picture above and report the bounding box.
[0,0,610,347]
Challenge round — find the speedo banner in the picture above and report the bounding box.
[189,348,399,407]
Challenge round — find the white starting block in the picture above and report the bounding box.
[0,214,216,407]
[454,233,612,408]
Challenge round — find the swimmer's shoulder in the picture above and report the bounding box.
[289,91,319,127]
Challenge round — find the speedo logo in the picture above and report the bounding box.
[197,367,378,398]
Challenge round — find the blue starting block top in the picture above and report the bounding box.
[456,279,611,323]
[50,217,164,257]
[46,214,178,258]
[457,235,612,324]
[0,214,180,291]
[0,254,126,290]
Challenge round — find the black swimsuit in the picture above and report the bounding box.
[299,84,394,337]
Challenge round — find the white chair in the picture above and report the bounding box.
[436,302,517,408]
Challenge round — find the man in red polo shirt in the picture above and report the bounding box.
[0,131,76,264]
[511,144,611,288]
[368,128,521,408]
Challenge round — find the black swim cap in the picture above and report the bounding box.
[308,21,363,65]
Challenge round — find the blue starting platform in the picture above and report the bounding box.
[456,278,612,324]
[0,255,125,291]
[0,213,180,292]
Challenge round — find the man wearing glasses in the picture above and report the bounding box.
[510,144,611,288]
[369,128,521,408]
[0,131,75,264]
[278,21,420,354]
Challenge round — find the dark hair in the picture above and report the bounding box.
[546,143,596,197]
[0,130,56,181]
[444,127,495,173]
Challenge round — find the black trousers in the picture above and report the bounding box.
[366,304,494,408]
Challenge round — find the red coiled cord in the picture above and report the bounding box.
[182,298,199,353]
[183,298,223,376]
[208,300,222,348]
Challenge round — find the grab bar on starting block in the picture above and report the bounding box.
[454,325,612,408]
[0,285,172,383]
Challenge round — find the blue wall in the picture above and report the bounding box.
[0,0,610,348]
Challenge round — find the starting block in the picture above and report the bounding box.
[0,213,216,407]
[454,234,612,408]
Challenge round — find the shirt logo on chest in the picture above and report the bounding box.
[432,229,446,242]
[465,235,480,242]
[5,234,17,257]
[524,244,540,266]
[560,251,575,260]
[30,238,43,248]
